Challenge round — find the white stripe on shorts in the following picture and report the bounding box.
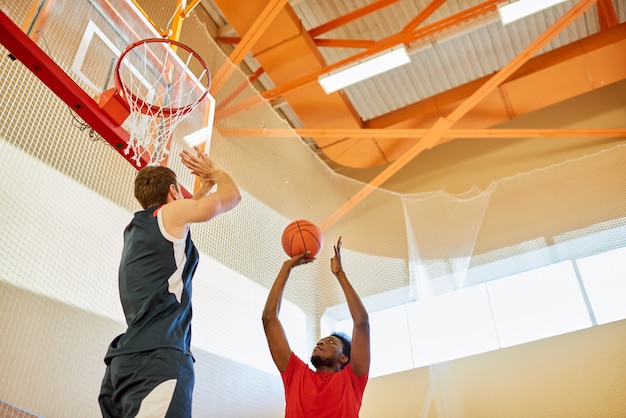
[135,379,177,418]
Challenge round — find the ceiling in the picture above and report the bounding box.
[194,0,626,189]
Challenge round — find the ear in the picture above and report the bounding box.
[167,184,179,202]
[338,354,349,366]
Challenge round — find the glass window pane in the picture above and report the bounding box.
[577,247,626,325]
[407,284,499,367]
[333,306,414,378]
[486,261,592,348]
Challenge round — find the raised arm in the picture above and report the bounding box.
[163,147,241,238]
[262,253,312,372]
[331,237,370,376]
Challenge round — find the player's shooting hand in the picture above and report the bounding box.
[180,146,222,181]
[331,236,344,275]
[286,252,314,269]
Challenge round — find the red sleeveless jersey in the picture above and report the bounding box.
[281,352,368,418]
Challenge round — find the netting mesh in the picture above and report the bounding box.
[1,1,625,417]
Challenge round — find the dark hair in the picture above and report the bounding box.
[331,332,351,361]
[134,166,177,209]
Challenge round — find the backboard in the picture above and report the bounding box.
[0,0,215,175]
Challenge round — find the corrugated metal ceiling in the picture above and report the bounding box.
[199,0,625,180]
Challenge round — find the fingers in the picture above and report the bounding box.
[291,251,314,266]
[294,251,310,261]
[334,236,343,256]
[180,147,219,179]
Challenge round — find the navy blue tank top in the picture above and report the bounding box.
[105,205,199,362]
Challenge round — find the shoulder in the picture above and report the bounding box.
[158,201,192,240]
[345,363,369,385]
[281,353,311,381]
[284,352,306,373]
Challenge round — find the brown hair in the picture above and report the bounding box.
[134,166,177,209]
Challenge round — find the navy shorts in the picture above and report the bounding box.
[99,348,194,418]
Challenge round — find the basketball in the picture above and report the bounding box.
[281,220,323,259]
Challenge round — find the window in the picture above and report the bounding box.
[322,225,626,377]
[487,261,591,348]
[577,247,626,325]
[407,284,498,368]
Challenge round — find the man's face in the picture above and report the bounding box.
[310,335,345,368]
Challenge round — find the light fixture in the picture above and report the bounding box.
[318,45,411,94]
[498,0,569,25]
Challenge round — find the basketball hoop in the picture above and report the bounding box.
[100,38,211,167]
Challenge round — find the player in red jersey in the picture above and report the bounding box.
[263,237,370,418]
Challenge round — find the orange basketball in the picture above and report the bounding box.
[281,220,323,259]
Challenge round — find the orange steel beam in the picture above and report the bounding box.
[596,0,618,30]
[182,0,202,16]
[403,0,447,32]
[218,67,265,109]
[217,18,625,122]
[221,128,626,139]
[130,0,169,36]
[216,0,480,51]
[211,0,289,95]
[216,94,265,120]
[217,0,436,49]
[216,36,242,44]
[217,0,501,118]
[225,0,502,108]
[313,38,377,48]
[215,0,412,49]
[319,0,600,230]
[308,0,402,38]
[168,0,202,41]
[168,0,187,41]
[319,117,453,231]
[448,0,597,123]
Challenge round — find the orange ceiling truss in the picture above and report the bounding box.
[215,0,404,46]
[309,0,403,38]
[221,128,626,140]
[403,0,448,32]
[217,0,503,111]
[596,0,619,29]
[167,0,202,41]
[219,67,265,109]
[215,0,619,117]
[218,1,626,144]
[129,0,203,39]
[312,0,448,48]
[318,0,605,230]
[205,0,623,230]
[214,0,505,124]
[211,0,290,95]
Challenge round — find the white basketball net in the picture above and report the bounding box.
[116,39,210,166]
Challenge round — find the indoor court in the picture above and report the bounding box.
[1,0,626,417]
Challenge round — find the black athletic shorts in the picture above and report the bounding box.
[99,348,194,418]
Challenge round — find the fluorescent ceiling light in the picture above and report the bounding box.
[318,45,411,94]
[498,0,569,25]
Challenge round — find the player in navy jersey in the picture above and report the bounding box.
[99,146,241,418]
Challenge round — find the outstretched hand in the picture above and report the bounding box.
[331,236,343,275]
[285,252,315,269]
[180,146,221,181]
